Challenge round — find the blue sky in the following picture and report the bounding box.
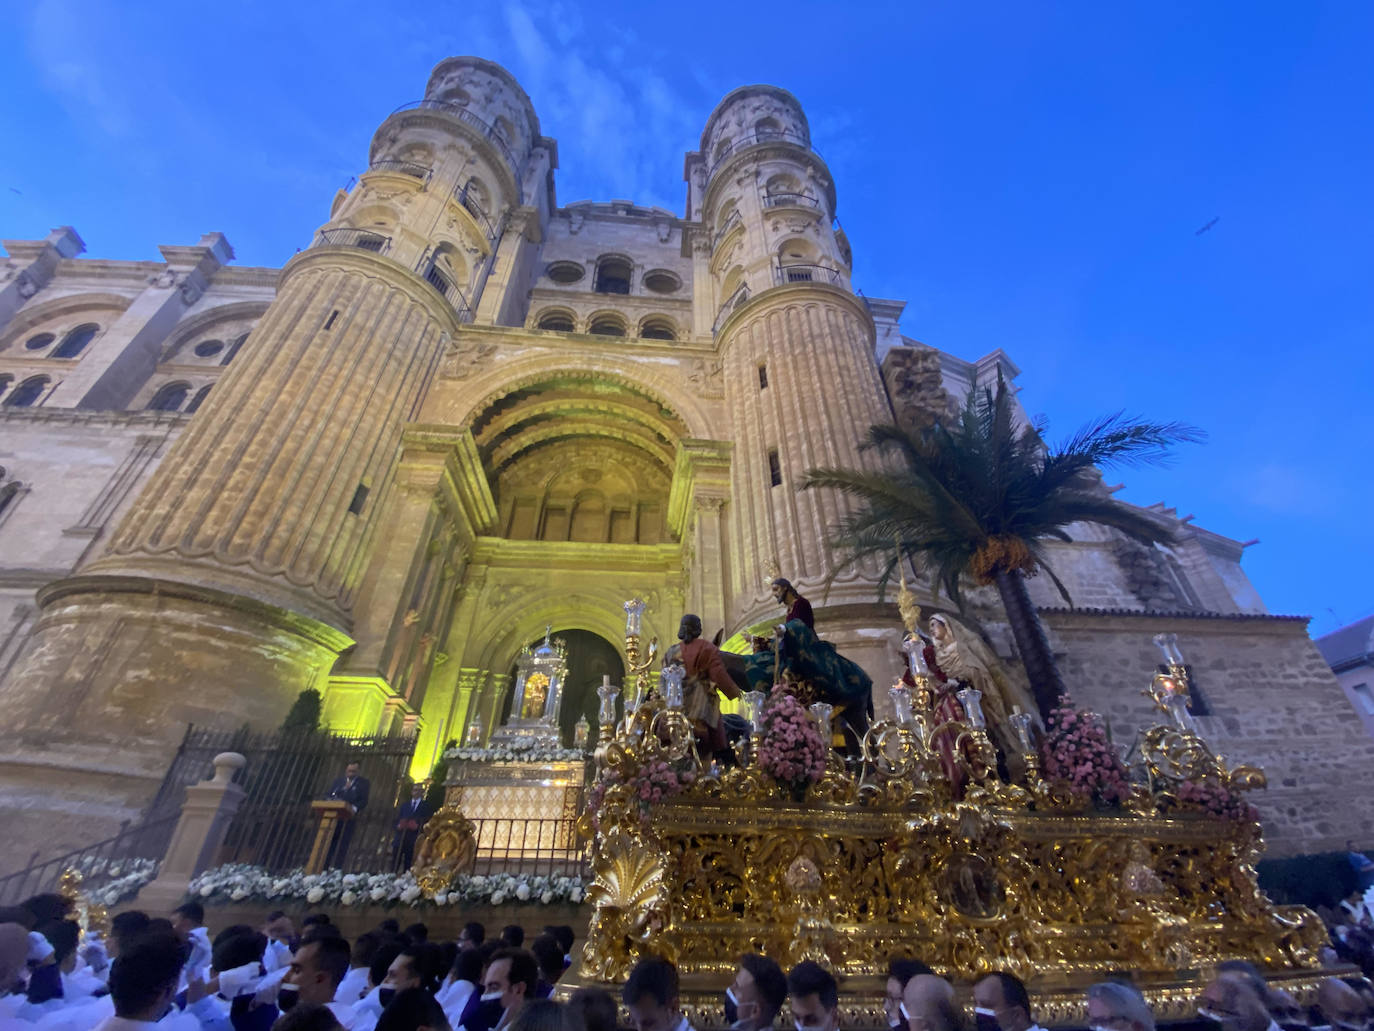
[2,1,1370,637]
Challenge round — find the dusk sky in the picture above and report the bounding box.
[2,1,1369,637]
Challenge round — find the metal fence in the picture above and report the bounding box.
[149,726,419,875]
[0,814,179,906]
[466,817,586,878]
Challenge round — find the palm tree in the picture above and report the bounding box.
[802,374,1204,719]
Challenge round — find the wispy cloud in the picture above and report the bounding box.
[1234,461,1343,515]
[27,0,133,137]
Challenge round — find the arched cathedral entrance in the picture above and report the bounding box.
[499,630,626,746]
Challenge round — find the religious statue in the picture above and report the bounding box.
[521,672,550,719]
[928,613,1040,776]
[662,614,741,758]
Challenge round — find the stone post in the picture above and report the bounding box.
[137,752,247,912]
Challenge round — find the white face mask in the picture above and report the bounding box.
[900,1004,910,1022]
[1198,1009,1224,1024]
[482,990,505,1003]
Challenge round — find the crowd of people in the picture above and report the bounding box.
[3,890,1374,1031]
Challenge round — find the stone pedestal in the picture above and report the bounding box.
[138,752,247,913]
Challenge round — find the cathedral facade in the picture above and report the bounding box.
[1,57,1369,869]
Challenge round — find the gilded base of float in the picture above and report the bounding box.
[568,695,1327,1027]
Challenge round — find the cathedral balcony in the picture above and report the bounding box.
[711,210,742,252]
[315,227,391,253]
[367,158,433,183]
[706,127,818,180]
[761,191,821,211]
[387,99,525,203]
[774,262,842,285]
[455,184,502,242]
[711,283,751,334]
[417,259,474,322]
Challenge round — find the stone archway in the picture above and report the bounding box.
[499,629,626,746]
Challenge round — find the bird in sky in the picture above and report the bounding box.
[1195,216,1220,235]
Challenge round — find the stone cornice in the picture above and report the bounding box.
[211,267,281,287]
[1038,605,1310,633]
[35,574,356,652]
[280,247,463,336]
[442,320,717,365]
[0,408,188,429]
[715,280,874,347]
[467,537,682,572]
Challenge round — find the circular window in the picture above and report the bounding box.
[193,340,224,358]
[24,333,54,351]
[546,262,585,285]
[643,270,681,295]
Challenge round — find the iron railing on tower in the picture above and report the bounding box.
[761,191,821,210]
[774,263,842,286]
[386,100,525,204]
[454,185,502,242]
[712,284,751,334]
[711,211,743,252]
[415,257,474,322]
[315,227,391,253]
[706,128,818,181]
[366,159,433,183]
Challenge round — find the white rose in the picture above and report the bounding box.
[306,887,325,904]
[230,888,248,901]
[434,892,449,905]
[400,887,421,904]
[491,892,506,905]
[340,890,357,906]
[541,891,554,904]
[200,885,214,897]
[516,883,531,901]
[370,887,387,901]
[570,887,584,903]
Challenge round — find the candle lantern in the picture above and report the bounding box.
[574,715,590,750]
[624,597,646,638]
[661,664,686,710]
[889,683,914,726]
[956,687,986,730]
[809,702,834,744]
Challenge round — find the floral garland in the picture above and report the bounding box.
[1167,778,1260,823]
[186,864,585,908]
[587,756,695,831]
[756,687,827,800]
[443,740,586,763]
[73,856,159,908]
[1040,694,1130,806]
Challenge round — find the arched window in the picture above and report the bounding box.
[23,333,55,352]
[4,376,49,408]
[639,317,677,341]
[588,315,626,337]
[185,385,212,414]
[147,382,190,412]
[754,116,783,141]
[594,257,632,295]
[193,339,224,359]
[53,323,98,359]
[536,310,575,332]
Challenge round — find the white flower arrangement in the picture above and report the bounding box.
[72,856,159,908]
[186,864,585,909]
[443,740,587,764]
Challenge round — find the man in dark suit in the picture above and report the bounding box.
[391,784,432,871]
[323,760,370,868]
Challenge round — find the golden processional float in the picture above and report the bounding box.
[562,592,1329,1027]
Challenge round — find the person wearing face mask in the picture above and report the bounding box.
[725,954,787,1031]
[787,962,839,1031]
[1085,982,1155,1031]
[438,947,483,1025]
[472,949,537,1031]
[375,987,452,1031]
[1198,975,1273,1031]
[1317,978,1369,1031]
[972,973,1039,1031]
[884,961,934,1031]
[280,937,356,1028]
[623,958,691,1031]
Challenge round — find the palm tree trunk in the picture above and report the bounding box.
[991,568,1066,720]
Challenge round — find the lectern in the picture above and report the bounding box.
[306,799,352,873]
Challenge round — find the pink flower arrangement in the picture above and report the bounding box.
[587,758,695,830]
[1040,694,1130,806]
[1171,778,1260,823]
[756,687,827,799]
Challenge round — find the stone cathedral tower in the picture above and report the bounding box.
[1,58,1365,866]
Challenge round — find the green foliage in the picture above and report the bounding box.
[280,689,322,734]
[424,739,459,812]
[1257,851,1359,909]
[802,373,1204,609]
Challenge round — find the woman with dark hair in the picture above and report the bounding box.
[376,986,452,1031]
